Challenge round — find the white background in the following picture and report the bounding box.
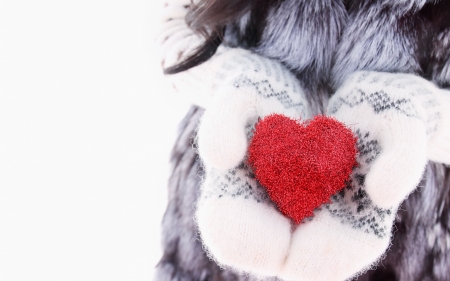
[0,0,190,280]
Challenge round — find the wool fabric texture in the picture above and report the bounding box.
[195,48,311,277]
[155,0,450,280]
[280,71,450,281]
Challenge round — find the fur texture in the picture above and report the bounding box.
[156,0,450,280]
[255,0,347,87]
[154,107,242,281]
[356,2,450,280]
[155,107,278,281]
[253,0,347,111]
[429,1,450,88]
[331,0,431,89]
[355,163,450,281]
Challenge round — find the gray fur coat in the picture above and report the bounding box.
[155,0,450,280]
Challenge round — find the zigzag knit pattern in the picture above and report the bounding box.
[279,71,450,281]
[329,72,444,136]
[325,128,392,239]
[157,1,450,280]
[198,70,450,281]
[196,49,311,279]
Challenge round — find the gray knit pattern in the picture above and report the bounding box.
[200,163,272,204]
[156,0,450,280]
[329,72,442,137]
[213,50,308,117]
[155,106,283,281]
[325,128,393,239]
[199,50,309,205]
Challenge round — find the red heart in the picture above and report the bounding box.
[248,114,358,224]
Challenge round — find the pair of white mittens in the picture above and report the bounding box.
[196,48,450,281]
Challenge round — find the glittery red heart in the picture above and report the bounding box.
[248,114,358,224]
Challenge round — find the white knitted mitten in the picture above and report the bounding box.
[195,48,311,277]
[279,71,450,281]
